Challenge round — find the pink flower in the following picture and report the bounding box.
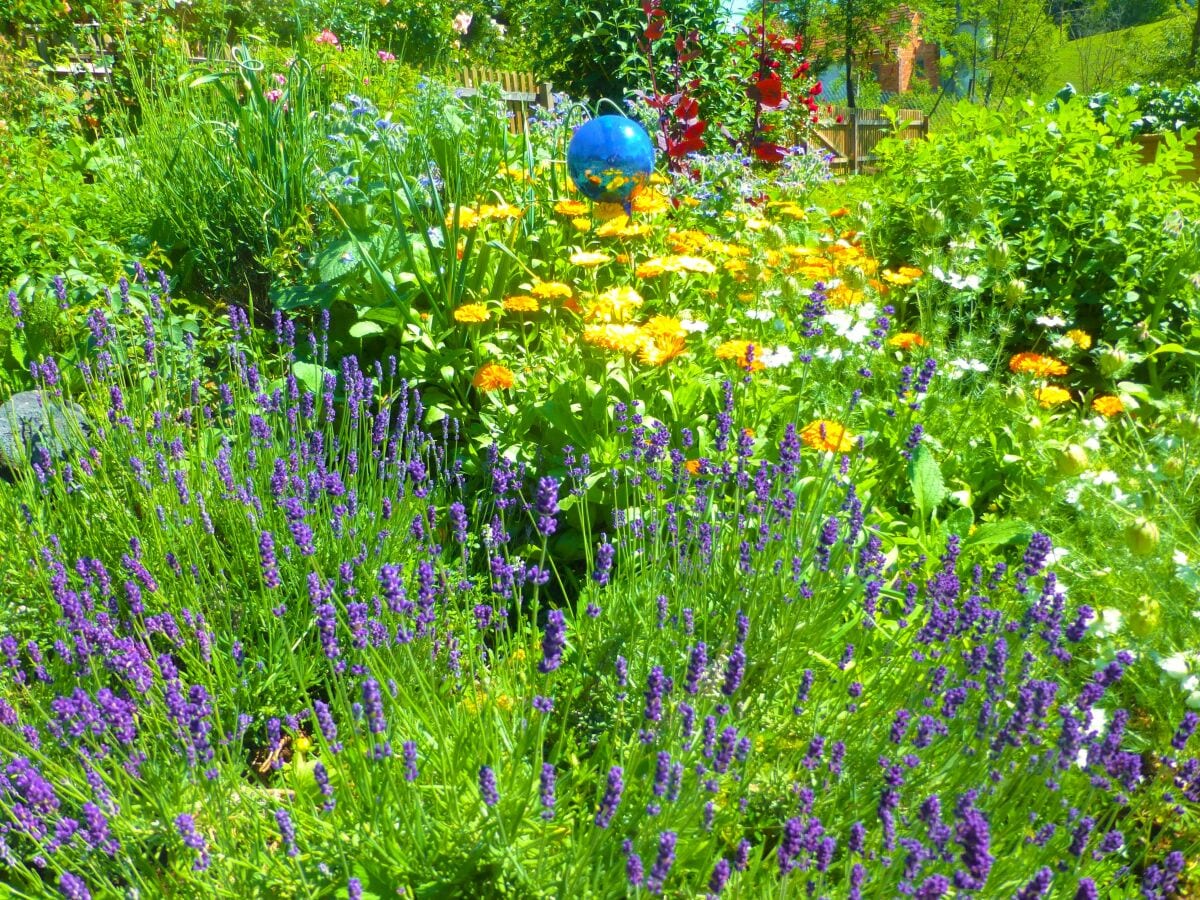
[265,89,283,103]
[316,29,340,47]
[451,11,473,35]
[273,73,286,86]
[377,50,395,62]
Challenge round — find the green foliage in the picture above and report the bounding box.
[101,44,327,301]
[512,0,729,103]
[868,96,1200,386]
[1071,80,1200,134]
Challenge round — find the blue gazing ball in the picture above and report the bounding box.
[566,115,655,207]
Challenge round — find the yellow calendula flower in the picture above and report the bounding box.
[502,295,539,314]
[453,303,490,324]
[715,339,766,372]
[571,217,592,232]
[498,164,528,182]
[744,217,769,231]
[530,281,572,300]
[596,219,650,239]
[882,269,916,287]
[445,206,480,229]
[1066,329,1093,350]
[471,362,515,391]
[800,419,855,453]
[479,202,523,221]
[586,286,643,323]
[667,230,712,254]
[827,285,866,308]
[898,265,924,279]
[553,199,590,217]
[1035,385,1072,408]
[570,251,611,268]
[635,258,670,278]
[1092,395,1124,417]
[642,315,686,340]
[632,190,671,215]
[582,324,644,354]
[594,202,630,222]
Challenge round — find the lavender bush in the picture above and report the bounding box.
[0,283,1194,898]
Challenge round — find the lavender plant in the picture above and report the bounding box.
[0,281,1194,898]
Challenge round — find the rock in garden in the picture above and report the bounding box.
[0,390,93,477]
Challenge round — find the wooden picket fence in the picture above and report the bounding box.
[811,107,929,174]
[453,67,555,134]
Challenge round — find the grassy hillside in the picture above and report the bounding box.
[1046,11,1190,93]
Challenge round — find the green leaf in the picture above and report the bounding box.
[269,281,336,312]
[348,321,385,339]
[909,444,946,519]
[942,505,975,539]
[965,519,1034,548]
[292,361,337,394]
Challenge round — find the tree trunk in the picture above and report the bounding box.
[845,0,856,108]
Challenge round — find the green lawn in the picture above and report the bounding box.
[1046,12,1190,93]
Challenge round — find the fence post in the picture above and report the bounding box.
[849,109,859,176]
[537,81,554,113]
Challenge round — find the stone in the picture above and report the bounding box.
[0,390,93,476]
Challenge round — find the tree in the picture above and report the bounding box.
[832,0,907,108]
[916,0,1059,105]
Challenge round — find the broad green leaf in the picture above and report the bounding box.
[965,519,1034,548]
[909,444,946,518]
[348,321,385,339]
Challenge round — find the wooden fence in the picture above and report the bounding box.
[454,67,555,134]
[811,107,929,174]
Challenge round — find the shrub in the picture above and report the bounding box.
[868,97,1200,386]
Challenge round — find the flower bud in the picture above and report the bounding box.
[986,240,1010,270]
[1003,279,1027,306]
[1098,347,1129,377]
[1125,517,1160,557]
[1164,457,1185,478]
[917,208,944,238]
[1055,443,1089,477]
[1128,594,1161,637]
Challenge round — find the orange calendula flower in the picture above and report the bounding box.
[715,339,766,372]
[453,303,490,324]
[1092,395,1124,417]
[800,419,855,453]
[553,199,590,217]
[1066,329,1092,350]
[828,207,850,218]
[684,459,703,476]
[570,251,611,267]
[1009,352,1069,377]
[639,333,687,366]
[472,362,515,391]
[1035,386,1072,408]
[530,281,572,300]
[502,295,539,314]
[897,266,923,279]
[888,332,927,350]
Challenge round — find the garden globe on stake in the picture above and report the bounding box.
[566,114,656,217]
